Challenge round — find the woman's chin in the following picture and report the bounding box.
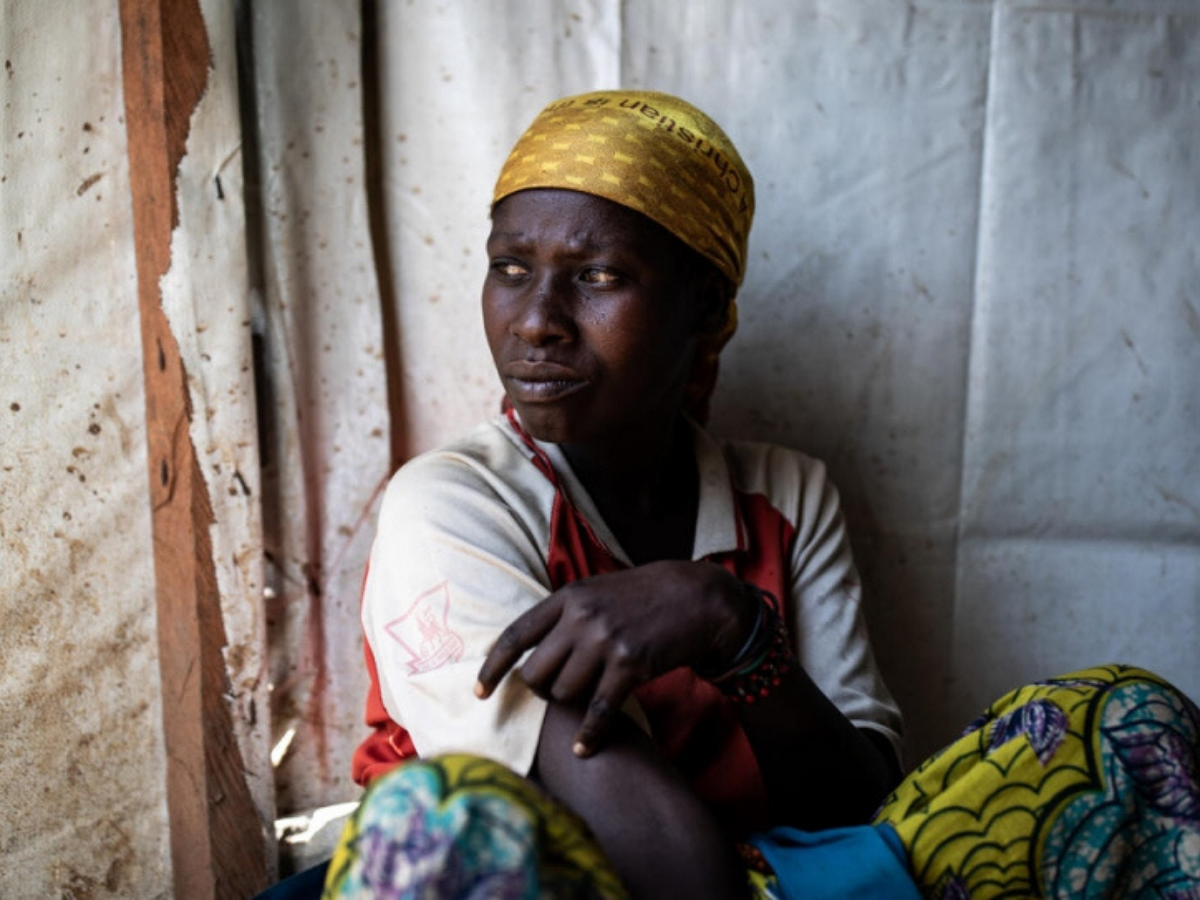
[507,402,575,445]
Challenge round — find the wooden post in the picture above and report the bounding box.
[118,0,269,895]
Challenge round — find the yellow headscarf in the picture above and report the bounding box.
[493,91,755,421]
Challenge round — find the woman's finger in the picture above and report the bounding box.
[517,632,576,698]
[475,594,564,698]
[572,666,639,758]
[537,641,604,704]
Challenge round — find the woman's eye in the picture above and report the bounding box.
[580,268,620,287]
[490,260,528,280]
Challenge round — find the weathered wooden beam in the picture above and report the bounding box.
[360,0,409,470]
[118,0,269,896]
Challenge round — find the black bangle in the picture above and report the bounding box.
[705,592,766,680]
[709,585,792,704]
[695,580,766,681]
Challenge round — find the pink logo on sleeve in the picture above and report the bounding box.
[384,581,466,675]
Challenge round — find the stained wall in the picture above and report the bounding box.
[2,4,171,896]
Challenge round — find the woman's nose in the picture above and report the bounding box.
[512,276,575,346]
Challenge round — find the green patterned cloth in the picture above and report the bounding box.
[875,664,1200,898]
[326,665,1200,898]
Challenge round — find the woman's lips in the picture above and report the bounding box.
[502,361,587,403]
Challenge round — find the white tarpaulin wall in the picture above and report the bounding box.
[3,0,1198,892]
[2,7,173,895]
[363,0,1200,773]
[4,1,276,894]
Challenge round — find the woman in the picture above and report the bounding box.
[328,92,1200,899]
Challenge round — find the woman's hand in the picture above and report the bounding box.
[475,560,758,757]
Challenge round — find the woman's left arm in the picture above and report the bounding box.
[730,652,903,828]
[475,556,902,828]
[476,559,759,756]
[741,453,905,827]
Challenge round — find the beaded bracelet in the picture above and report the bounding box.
[705,584,793,704]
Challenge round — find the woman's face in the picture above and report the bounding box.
[483,189,703,447]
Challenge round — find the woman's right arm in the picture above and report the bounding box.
[534,700,748,900]
[367,447,746,897]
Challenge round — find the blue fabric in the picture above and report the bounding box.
[252,861,329,900]
[748,823,919,900]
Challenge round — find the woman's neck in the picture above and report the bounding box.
[561,417,699,565]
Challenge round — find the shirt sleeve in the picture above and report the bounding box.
[786,453,905,761]
[361,439,554,776]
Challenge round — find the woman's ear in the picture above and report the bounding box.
[694,269,734,339]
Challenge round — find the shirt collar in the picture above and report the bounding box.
[689,420,743,559]
[514,414,744,564]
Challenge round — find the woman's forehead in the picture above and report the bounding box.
[489,189,681,253]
